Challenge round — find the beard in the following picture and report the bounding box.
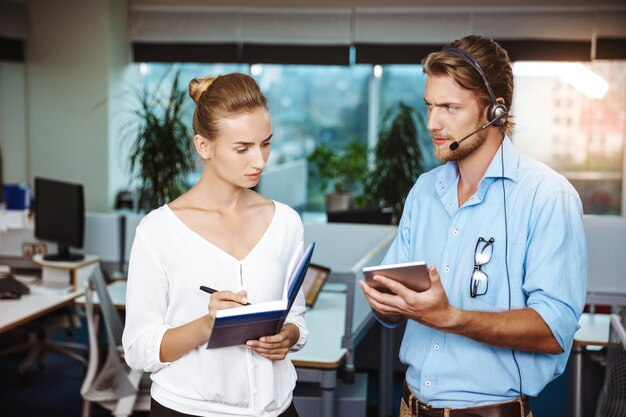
[434,127,489,163]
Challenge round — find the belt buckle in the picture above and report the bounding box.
[410,395,419,416]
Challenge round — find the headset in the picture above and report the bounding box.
[443,47,508,126]
[442,47,509,151]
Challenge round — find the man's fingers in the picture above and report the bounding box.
[373,274,409,296]
[428,266,441,284]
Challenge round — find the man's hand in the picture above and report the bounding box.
[359,266,458,331]
[359,266,563,353]
[246,323,300,360]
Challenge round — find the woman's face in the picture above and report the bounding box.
[206,107,273,188]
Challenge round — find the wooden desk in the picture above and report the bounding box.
[569,313,611,417]
[0,276,83,334]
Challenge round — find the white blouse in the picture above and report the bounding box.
[122,201,308,417]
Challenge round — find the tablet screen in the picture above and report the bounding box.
[302,263,330,307]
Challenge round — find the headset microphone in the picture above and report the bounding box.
[449,115,502,151]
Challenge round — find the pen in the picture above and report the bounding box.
[199,285,251,305]
[199,285,217,294]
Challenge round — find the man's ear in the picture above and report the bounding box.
[194,135,213,160]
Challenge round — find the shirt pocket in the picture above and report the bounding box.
[461,241,526,312]
[193,346,251,407]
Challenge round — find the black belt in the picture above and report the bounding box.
[402,380,530,417]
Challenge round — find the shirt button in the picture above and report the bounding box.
[453,228,459,236]
[425,381,431,388]
[444,265,450,273]
[434,343,440,351]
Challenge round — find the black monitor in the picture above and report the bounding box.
[326,206,394,225]
[34,177,85,262]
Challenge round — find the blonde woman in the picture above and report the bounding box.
[123,73,307,417]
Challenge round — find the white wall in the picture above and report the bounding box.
[0,62,28,184]
[24,0,131,212]
[107,0,135,210]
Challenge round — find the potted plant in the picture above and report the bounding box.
[367,102,426,222]
[126,70,195,211]
[307,140,368,212]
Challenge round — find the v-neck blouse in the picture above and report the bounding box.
[162,202,278,263]
[122,201,308,417]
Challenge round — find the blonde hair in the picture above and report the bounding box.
[422,35,515,134]
[188,73,268,139]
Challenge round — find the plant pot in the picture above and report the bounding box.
[326,192,355,213]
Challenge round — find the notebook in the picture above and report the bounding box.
[206,242,315,349]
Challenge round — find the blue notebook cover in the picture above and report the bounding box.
[206,242,315,349]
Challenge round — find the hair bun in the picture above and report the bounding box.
[189,76,216,104]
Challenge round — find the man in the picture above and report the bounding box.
[359,35,586,416]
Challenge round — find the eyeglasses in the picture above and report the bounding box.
[470,237,494,298]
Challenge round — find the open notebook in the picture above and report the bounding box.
[206,242,315,349]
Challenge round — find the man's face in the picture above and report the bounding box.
[424,74,488,163]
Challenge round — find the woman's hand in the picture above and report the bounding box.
[246,323,300,360]
[159,290,249,363]
[206,290,249,319]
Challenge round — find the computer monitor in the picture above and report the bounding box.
[34,177,85,262]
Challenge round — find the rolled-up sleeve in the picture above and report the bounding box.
[524,188,587,353]
[284,222,308,352]
[285,288,308,352]
[122,229,173,373]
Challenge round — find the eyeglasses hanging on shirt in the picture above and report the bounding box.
[470,237,494,298]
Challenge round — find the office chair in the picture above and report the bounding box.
[595,311,626,417]
[81,266,150,417]
[0,303,87,374]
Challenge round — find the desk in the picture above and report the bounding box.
[569,313,611,417]
[291,292,348,417]
[0,277,83,334]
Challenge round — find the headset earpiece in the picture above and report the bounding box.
[489,102,508,126]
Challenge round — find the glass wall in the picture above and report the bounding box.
[511,61,625,215]
[136,60,626,216]
[380,65,440,173]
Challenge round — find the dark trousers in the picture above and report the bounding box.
[150,398,299,417]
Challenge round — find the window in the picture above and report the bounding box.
[512,61,625,215]
[380,65,440,172]
[252,64,371,210]
[133,60,626,216]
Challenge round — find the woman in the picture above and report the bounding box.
[122,73,307,417]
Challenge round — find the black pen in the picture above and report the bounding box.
[199,285,251,305]
[199,285,218,294]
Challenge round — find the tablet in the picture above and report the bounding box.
[362,261,430,293]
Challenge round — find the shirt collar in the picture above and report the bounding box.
[483,136,519,183]
[435,135,519,197]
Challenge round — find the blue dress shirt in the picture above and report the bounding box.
[381,137,587,407]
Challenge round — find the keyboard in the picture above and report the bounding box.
[0,275,31,295]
